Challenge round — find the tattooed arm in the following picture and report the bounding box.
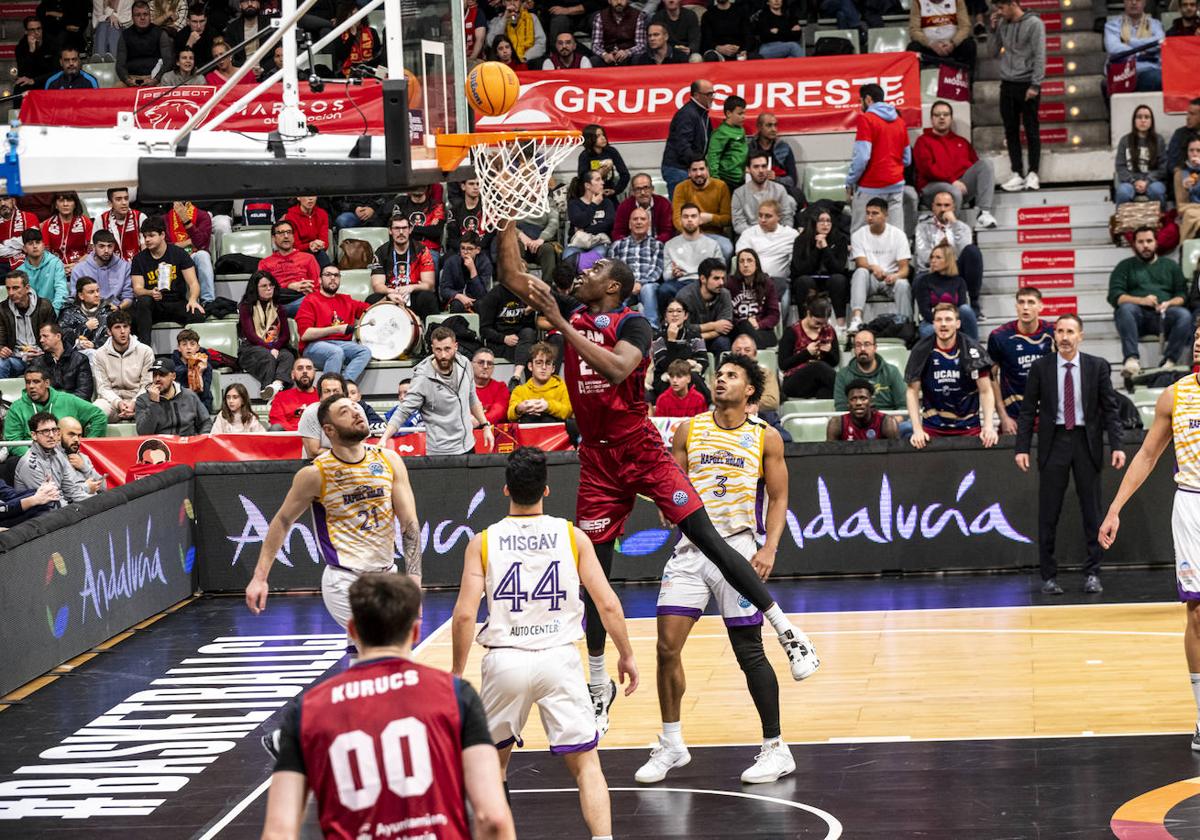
[385,449,423,585]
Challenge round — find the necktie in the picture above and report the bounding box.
[1063,362,1076,430]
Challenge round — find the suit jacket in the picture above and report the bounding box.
[1015,351,1123,470]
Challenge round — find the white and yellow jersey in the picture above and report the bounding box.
[1175,375,1200,490]
[684,411,766,540]
[476,515,584,651]
[311,446,396,572]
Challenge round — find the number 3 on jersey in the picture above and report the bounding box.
[493,561,568,612]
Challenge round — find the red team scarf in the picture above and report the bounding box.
[0,210,34,268]
[100,209,142,261]
[41,214,92,265]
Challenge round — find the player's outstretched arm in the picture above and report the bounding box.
[462,744,517,840]
[670,418,692,472]
[246,465,321,615]
[451,534,487,677]
[260,771,308,840]
[752,427,788,581]
[1100,386,1174,548]
[496,220,542,308]
[575,526,639,695]
[384,450,422,583]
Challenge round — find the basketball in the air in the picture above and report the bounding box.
[464,61,520,117]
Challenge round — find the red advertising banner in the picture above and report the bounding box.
[474,53,922,142]
[20,81,386,134]
[1021,250,1076,270]
[1045,56,1065,76]
[1040,80,1066,97]
[1020,273,1075,289]
[1018,228,1073,244]
[1040,296,1079,317]
[1045,36,1062,52]
[80,425,572,485]
[1164,37,1200,112]
[1039,102,1067,122]
[1042,13,1063,32]
[1017,206,1070,225]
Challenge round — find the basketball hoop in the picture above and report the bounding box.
[436,130,582,232]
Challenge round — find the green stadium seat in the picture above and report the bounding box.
[82,61,118,88]
[1132,387,1165,406]
[868,26,909,53]
[1184,240,1200,276]
[782,398,835,415]
[803,163,851,204]
[339,268,373,301]
[782,415,831,442]
[424,313,481,349]
[921,68,939,100]
[757,347,778,373]
[813,28,858,53]
[105,423,137,438]
[0,377,23,404]
[875,344,910,372]
[186,321,239,366]
[218,228,272,261]
[339,227,389,254]
[1162,11,1180,29]
[1138,403,1156,429]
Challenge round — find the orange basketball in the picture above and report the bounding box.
[464,61,521,117]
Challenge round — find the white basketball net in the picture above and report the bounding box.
[468,133,582,232]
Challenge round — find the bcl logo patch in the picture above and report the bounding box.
[672,490,689,506]
[594,315,611,329]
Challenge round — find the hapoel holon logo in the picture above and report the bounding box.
[133,86,215,130]
[43,551,69,639]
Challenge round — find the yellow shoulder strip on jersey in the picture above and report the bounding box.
[568,520,580,568]
[315,456,327,500]
[480,528,488,574]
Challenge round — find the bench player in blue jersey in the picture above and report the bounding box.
[987,286,1054,436]
[905,303,998,448]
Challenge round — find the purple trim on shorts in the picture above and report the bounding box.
[1179,583,1200,602]
[1179,486,1200,495]
[550,731,600,754]
[656,605,703,620]
[495,735,523,749]
[723,612,763,628]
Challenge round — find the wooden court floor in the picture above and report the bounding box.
[420,602,1197,748]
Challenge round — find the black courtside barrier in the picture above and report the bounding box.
[192,434,1179,592]
[0,438,1180,693]
[0,466,196,695]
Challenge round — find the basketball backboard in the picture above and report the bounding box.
[9,0,471,199]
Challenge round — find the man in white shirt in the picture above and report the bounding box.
[914,190,984,315]
[734,200,798,315]
[659,203,722,315]
[298,372,346,458]
[732,152,797,236]
[849,197,912,331]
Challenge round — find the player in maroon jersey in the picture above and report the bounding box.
[498,221,819,733]
[826,380,900,441]
[261,573,515,840]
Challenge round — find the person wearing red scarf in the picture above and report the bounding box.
[333,19,379,77]
[166,200,216,303]
[40,192,92,275]
[283,196,332,269]
[94,187,143,262]
[0,197,39,271]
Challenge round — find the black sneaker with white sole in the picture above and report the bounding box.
[589,678,617,737]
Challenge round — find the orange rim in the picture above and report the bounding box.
[435,130,583,172]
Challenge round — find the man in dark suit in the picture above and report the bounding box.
[1015,314,1126,594]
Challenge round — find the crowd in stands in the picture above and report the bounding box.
[5,0,1200,523]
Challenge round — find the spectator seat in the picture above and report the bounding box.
[803,162,852,204]
[868,26,908,53]
[813,28,858,53]
[782,414,830,442]
[338,227,389,254]
[339,268,372,300]
[875,343,910,372]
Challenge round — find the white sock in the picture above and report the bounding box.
[1190,674,1200,718]
[763,737,782,749]
[589,655,607,688]
[663,720,683,746]
[592,836,614,840]
[763,605,794,637]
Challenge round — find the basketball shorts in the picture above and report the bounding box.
[576,432,704,544]
[656,529,762,626]
[1173,489,1200,601]
[321,563,398,629]
[479,645,599,753]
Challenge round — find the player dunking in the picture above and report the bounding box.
[261,573,516,839]
[245,394,423,632]
[637,355,795,785]
[498,221,818,733]
[1100,329,1200,751]
[451,447,638,840]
